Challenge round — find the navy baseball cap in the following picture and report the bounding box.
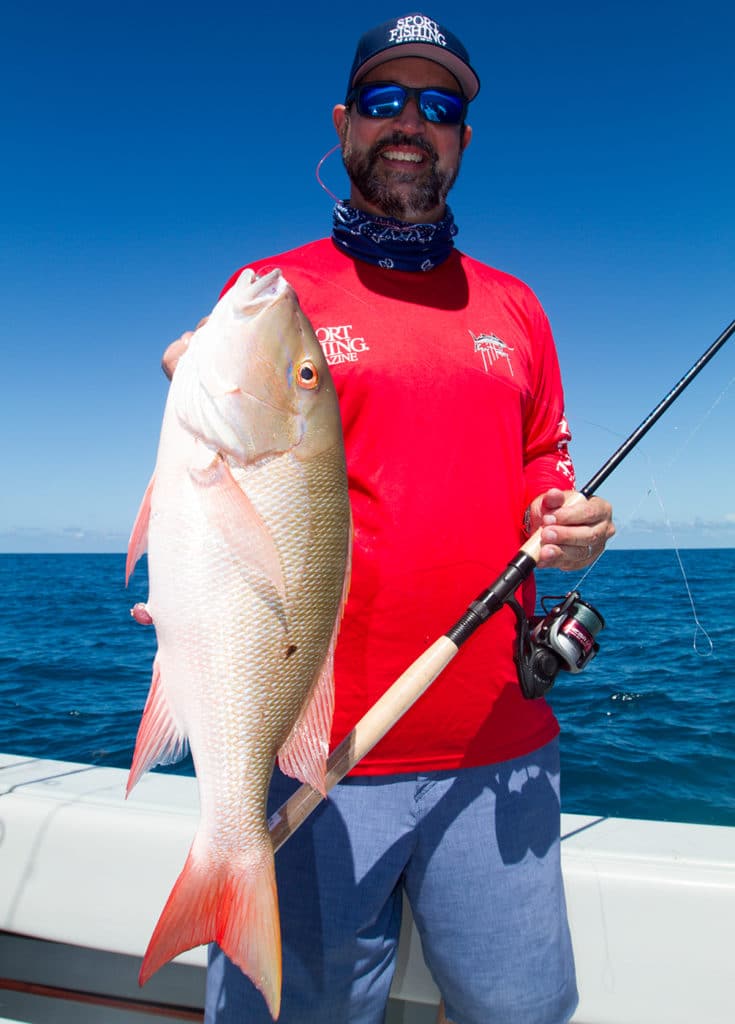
[346,13,480,101]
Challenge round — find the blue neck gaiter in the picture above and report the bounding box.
[331,200,457,272]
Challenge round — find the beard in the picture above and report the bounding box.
[341,127,460,220]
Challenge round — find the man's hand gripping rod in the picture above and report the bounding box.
[269,318,735,852]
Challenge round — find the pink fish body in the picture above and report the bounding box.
[125,268,351,1018]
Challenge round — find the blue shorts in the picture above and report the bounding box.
[205,737,577,1024]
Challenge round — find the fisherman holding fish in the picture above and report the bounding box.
[152,12,615,1024]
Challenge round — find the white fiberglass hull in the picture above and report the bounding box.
[1,753,733,1024]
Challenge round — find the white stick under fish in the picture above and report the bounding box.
[125,267,351,1019]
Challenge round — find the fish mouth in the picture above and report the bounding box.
[233,268,290,318]
[251,267,283,296]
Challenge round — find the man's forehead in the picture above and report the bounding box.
[360,56,462,92]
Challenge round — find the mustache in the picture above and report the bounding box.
[370,132,437,162]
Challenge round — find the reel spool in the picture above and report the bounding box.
[509,591,605,699]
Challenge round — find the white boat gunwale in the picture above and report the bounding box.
[1,753,734,1023]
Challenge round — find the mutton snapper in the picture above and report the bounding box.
[125,267,351,1019]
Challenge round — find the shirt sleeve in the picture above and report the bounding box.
[521,300,576,507]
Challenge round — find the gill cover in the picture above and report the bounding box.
[172,269,332,465]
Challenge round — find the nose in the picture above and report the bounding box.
[393,96,423,131]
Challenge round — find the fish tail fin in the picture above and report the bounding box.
[139,842,282,1019]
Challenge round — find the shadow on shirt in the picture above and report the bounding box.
[352,251,470,310]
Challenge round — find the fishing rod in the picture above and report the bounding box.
[269,318,735,850]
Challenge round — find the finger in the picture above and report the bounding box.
[553,498,597,527]
[538,488,567,517]
[161,332,193,380]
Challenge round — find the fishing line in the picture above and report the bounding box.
[567,359,735,646]
[608,367,734,654]
[660,371,735,473]
[645,472,714,657]
[550,450,716,659]
[446,319,735,648]
[576,442,712,650]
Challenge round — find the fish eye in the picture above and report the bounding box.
[296,359,319,390]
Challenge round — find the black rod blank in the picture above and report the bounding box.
[445,319,735,649]
[581,319,735,498]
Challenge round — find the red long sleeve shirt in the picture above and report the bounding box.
[222,239,574,774]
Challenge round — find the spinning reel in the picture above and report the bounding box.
[508,591,605,699]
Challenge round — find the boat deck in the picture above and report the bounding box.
[1,754,734,1023]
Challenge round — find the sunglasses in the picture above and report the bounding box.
[346,81,467,126]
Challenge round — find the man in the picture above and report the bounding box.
[166,13,614,1024]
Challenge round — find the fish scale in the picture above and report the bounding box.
[125,267,350,1019]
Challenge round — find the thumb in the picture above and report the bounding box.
[539,488,567,516]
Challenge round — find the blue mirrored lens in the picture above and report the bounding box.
[420,88,465,124]
[360,85,406,118]
[354,84,464,125]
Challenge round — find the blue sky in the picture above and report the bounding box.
[2,1,733,552]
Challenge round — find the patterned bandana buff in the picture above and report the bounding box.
[331,200,458,272]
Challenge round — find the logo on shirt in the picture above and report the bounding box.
[556,416,575,483]
[470,330,514,376]
[315,325,369,366]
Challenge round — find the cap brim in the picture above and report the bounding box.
[351,44,480,101]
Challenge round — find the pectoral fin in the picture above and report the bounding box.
[189,451,286,603]
[126,474,155,585]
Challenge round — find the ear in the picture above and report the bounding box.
[333,104,348,140]
[460,123,472,152]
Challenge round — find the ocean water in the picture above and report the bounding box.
[1,550,733,826]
